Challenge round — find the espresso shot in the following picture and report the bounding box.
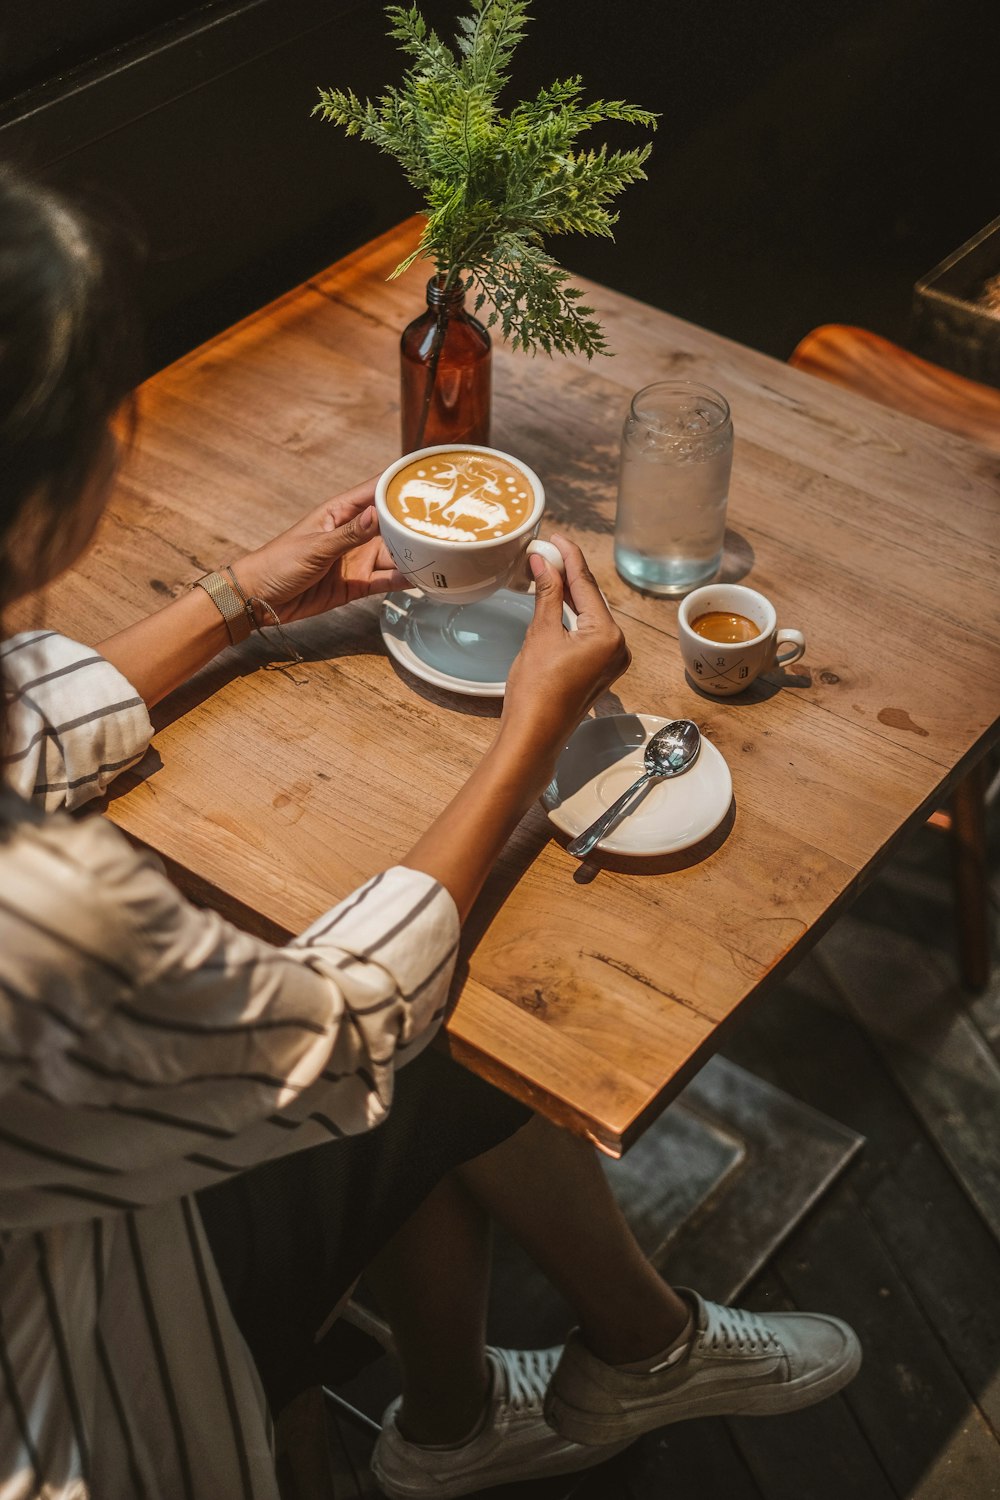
[690,610,760,644]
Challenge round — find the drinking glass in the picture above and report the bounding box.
[614,380,733,596]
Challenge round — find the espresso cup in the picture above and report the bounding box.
[678,583,805,696]
[375,444,563,604]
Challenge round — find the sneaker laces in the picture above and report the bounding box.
[700,1302,782,1355]
[491,1346,559,1415]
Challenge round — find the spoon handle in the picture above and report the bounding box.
[566,771,654,858]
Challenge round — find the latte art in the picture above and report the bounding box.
[385,451,534,542]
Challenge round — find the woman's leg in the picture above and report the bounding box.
[364,1110,693,1445]
[368,1109,860,1481]
[363,1172,493,1444]
[455,1114,691,1365]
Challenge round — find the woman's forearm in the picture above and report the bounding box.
[100,577,554,918]
[97,585,233,708]
[401,724,557,922]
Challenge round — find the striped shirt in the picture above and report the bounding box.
[0,630,459,1499]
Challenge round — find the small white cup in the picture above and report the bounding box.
[375,444,564,605]
[678,583,805,696]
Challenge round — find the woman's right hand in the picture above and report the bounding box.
[403,535,629,919]
[501,535,630,772]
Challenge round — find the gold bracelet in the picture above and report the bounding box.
[196,565,309,684]
[193,570,253,644]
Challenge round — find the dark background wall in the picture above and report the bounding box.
[2,0,997,374]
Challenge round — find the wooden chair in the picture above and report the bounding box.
[788,325,1000,455]
[788,326,999,989]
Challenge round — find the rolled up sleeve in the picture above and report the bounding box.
[1,631,153,811]
[291,866,460,1064]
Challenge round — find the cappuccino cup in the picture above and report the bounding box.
[375,444,563,604]
[678,583,805,696]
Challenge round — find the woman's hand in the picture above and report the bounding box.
[501,535,630,773]
[401,536,629,918]
[234,479,406,623]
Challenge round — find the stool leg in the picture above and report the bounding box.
[949,760,991,991]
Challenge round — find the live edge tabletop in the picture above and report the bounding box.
[23,218,1000,1156]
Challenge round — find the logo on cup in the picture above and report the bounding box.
[678,584,806,697]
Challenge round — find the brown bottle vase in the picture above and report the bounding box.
[400,276,492,454]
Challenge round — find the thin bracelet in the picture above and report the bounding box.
[222,566,259,633]
[224,565,309,684]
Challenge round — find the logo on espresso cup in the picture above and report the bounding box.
[678,583,805,695]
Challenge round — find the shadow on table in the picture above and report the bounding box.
[140,600,396,733]
[384,658,503,721]
[382,663,633,726]
[684,662,813,703]
[718,527,756,584]
[104,745,165,804]
[449,802,556,997]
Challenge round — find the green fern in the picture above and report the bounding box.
[314,0,657,358]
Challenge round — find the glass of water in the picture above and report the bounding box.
[614,380,733,596]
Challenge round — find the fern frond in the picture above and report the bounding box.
[385,5,456,79]
[456,0,532,91]
[315,0,657,359]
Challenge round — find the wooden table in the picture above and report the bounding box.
[30,218,1000,1156]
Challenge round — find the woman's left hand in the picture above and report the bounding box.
[234,478,406,623]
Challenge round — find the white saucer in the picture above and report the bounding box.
[380,588,574,697]
[542,713,733,856]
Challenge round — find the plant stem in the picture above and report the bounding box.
[412,265,462,450]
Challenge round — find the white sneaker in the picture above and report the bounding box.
[370,1345,629,1499]
[544,1289,862,1445]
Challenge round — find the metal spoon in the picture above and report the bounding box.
[566,720,702,858]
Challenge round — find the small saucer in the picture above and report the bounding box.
[542,713,733,856]
[381,588,574,697]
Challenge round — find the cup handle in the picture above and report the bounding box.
[526,539,565,575]
[509,538,566,595]
[523,539,579,628]
[774,628,805,667]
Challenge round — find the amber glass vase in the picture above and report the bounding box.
[400,276,491,453]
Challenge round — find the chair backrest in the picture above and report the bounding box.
[788,324,1000,457]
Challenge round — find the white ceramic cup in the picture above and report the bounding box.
[678,583,805,696]
[375,444,564,605]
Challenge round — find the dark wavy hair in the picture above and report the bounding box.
[0,168,141,757]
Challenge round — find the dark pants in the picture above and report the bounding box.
[197,1046,531,1412]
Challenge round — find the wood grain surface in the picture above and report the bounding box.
[21,218,1000,1154]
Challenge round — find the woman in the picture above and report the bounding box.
[0,170,860,1500]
